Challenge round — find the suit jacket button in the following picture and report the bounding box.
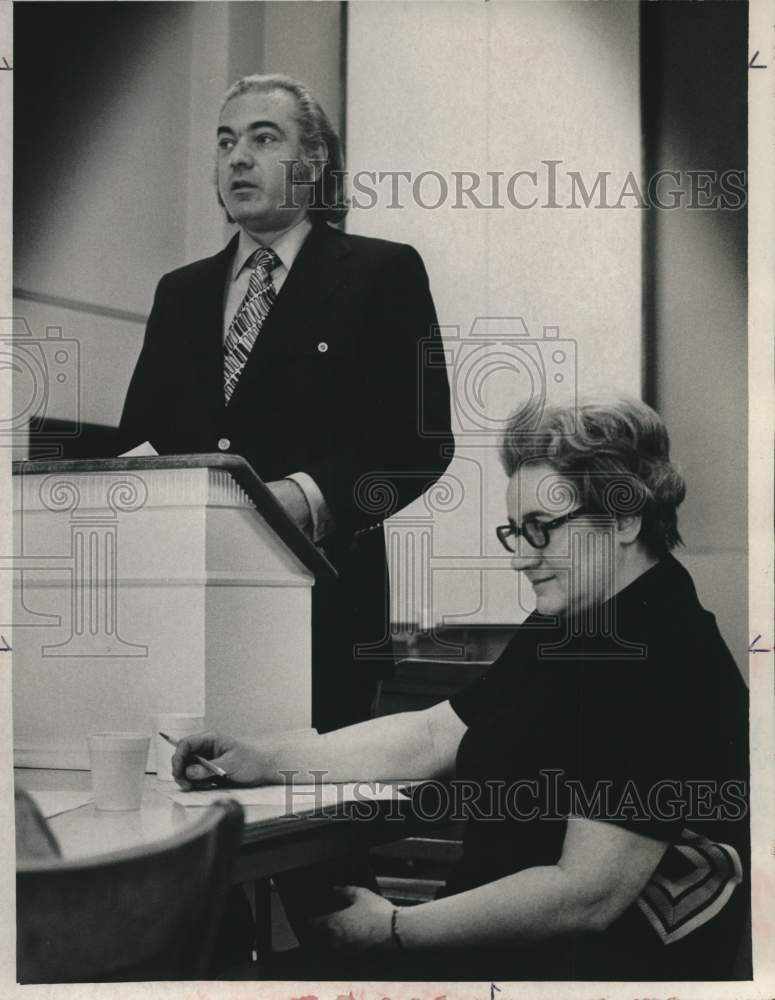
[217,437,231,451]
[317,342,328,353]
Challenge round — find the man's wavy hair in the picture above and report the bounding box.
[216,73,348,225]
[499,395,686,556]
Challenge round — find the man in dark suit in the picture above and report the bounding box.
[120,74,453,734]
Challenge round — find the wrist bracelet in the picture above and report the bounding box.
[390,906,405,950]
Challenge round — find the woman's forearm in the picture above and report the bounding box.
[258,709,443,784]
[398,864,610,950]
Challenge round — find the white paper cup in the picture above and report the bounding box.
[87,733,150,811]
[153,714,206,781]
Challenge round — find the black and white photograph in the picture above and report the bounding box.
[3,0,774,996]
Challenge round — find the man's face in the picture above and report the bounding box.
[217,88,309,236]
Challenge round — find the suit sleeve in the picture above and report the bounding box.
[117,274,172,453]
[304,244,454,533]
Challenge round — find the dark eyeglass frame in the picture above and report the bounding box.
[496,508,591,552]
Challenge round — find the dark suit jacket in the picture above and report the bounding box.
[120,222,453,728]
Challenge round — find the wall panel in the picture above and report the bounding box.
[347,1,642,625]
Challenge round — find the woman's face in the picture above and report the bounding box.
[505,462,616,617]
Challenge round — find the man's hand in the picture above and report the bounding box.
[266,479,313,536]
[171,731,267,790]
[308,886,397,954]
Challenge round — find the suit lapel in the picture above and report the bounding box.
[226,224,351,411]
[187,234,238,421]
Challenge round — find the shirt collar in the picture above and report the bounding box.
[609,552,698,612]
[527,554,698,630]
[231,216,313,281]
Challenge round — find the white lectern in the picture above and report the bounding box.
[11,455,336,770]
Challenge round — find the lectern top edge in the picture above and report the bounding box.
[12,452,338,581]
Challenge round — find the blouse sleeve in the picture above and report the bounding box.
[570,627,748,845]
[448,631,527,726]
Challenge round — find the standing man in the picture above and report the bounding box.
[120,74,453,732]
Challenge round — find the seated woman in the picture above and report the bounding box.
[173,395,749,981]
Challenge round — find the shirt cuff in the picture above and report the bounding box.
[286,472,335,543]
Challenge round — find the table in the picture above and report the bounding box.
[16,769,415,878]
[15,768,420,959]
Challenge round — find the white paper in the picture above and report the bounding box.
[119,441,159,457]
[164,782,407,811]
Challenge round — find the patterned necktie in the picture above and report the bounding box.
[223,247,281,402]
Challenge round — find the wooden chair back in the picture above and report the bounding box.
[17,798,244,983]
[15,788,62,862]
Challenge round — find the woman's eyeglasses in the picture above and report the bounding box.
[496,508,590,552]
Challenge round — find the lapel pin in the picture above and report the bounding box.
[318,342,328,353]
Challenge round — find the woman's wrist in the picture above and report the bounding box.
[394,900,449,951]
[390,906,405,950]
[386,901,437,951]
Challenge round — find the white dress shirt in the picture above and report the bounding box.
[223,217,333,542]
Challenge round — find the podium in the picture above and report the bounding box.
[11,455,336,770]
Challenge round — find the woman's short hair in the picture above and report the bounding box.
[218,73,348,225]
[499,394,686,555]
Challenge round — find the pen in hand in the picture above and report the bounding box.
[158,731,228,778]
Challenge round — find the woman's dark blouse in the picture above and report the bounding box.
[440,555,749,972]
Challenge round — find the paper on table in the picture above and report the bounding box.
[119,441,159,457]
[27,790,94,819]
[164,782,407,812]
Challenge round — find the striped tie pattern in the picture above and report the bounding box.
[224,247,280,402]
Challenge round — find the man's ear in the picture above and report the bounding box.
[616,514,642,545]
[301,141,328,182]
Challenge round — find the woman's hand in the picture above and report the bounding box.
[171,731,266,789]
[309,886,397,954]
